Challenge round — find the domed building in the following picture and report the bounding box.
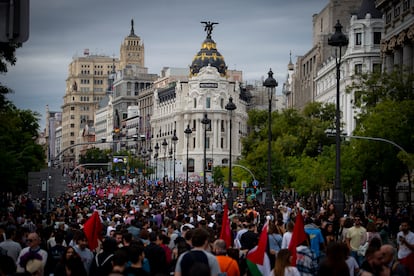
[151,22,249,198]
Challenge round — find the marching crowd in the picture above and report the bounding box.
[0,175,412,276]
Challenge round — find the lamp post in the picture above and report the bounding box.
[263,69,278,209]
[201,113,211,201]
[184,124,192,204]
[328,20,348,216]
[142,148,147,181]
[147,146,152,180]
[162,139,168,190]
[225,97,237,208]
[172,130,178,192]
[154,142,159,185]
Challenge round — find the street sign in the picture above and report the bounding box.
[252,180,259,186]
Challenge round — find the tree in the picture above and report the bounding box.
[240,102,337,198]
[0,42,45,193]
[345,68,414,209]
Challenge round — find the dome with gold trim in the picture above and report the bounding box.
[190,22,227,77]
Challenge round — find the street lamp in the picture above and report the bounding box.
[147,146,153,181]
[225,97,237,208]
[328,20,348,216]
[184,124,192,203]
[263,69,278,209]
[172,130,178,192]
[154,142,159,184]
[201,113,211,201]
[162,139,168,189]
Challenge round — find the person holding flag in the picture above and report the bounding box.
[246,220,272,276]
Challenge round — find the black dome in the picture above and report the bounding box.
[190,37,227,77]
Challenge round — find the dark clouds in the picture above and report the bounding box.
[3,0,328,128]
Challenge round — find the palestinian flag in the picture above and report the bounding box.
[246,221,271,276]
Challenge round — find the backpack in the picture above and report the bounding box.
[180,250,210,276]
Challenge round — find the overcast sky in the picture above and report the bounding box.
[2,0,329,128]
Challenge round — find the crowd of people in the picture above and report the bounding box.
[0,174,412,276]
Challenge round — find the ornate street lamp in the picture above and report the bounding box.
[172,130,178,192]
[154,142,159,185]
[225,97,236,209]
[162,139,168,189]
[263,69,278,209]
[328,20,348,216]
[201,113,211,201]
[184,124,192,204]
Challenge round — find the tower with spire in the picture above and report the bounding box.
[120,19,145,70]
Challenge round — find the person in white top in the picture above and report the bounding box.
[16,232,48,275]
[396,220,414,274]
[271,249,300,276]
[281,221,294,249]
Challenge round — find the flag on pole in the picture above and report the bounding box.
[83,211,102,251]
[219,203,232,248]
[246,221,271,276]
[288,210,307,266]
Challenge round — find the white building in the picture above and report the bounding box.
[315,0,383,135]
[150,27,250,181]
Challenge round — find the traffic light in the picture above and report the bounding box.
[207,161,212,171]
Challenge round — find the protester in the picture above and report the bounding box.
[346,215,367,266]
[318,242,349,276]
[174,228,220,276]
[212,239,239,276]
[16,232,48,275]
[381,244,408,276]
[73,232,94,275]
[396,219,414,276]
[359,245,389,276]
[0,227,22,262]
[272,248,300,276]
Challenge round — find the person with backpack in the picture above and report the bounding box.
[174,228,221,276]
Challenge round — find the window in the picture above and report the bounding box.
[374,32,381,45]
[70,124,75,128]
[206,137,210,149]
[221,120,225,132]
[71,106,75,111]
[206,97,211,109]
[355,33,362,45]
[220,137,224,148]
[193,98,197,108]
[373,63,382,73]
[355,64,363,74]
[220,98,224,108]
[188,158,194,172]
[403,0,410,11]
[192,120,196,131]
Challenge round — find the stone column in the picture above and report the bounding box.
[403,43,413,70]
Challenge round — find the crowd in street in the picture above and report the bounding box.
[0,172,413,276]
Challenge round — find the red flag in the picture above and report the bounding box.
[83,211,102,250]
[219,203,232,248]
[288,211,307,266]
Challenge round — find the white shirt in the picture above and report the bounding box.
[271,266,300,276]
[281,231,293,249]
[346,256,359,276]
[397,230,414,259]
